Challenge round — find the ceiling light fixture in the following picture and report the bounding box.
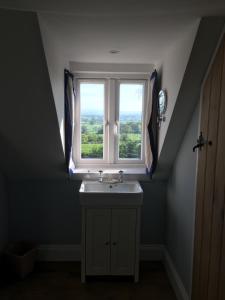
[109,50,120,54]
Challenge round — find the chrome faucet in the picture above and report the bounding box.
[98,170,103,182]
[118,170,124,183]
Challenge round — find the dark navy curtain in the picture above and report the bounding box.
[148,70,159,177]
[64,69,76,174]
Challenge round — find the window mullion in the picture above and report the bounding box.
[104,79,109,162]
[108,79,116,164]
[115,80,120,162]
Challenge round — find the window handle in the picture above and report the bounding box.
[105,120,109,127]
[114,120,119,135]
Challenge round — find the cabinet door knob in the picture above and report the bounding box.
[105,241,109,245]
[112,242,117,246]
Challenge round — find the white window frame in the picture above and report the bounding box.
[73,74,147,169]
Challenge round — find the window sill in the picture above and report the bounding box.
[74,167,146,174]
[70,167,151,181]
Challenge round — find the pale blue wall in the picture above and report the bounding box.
[0,9,65,179]
[166,104,199,296]
[8,179,166,245]
[0,173,8,252]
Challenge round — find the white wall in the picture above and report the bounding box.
[157,20,199,154]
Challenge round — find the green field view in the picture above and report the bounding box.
[81,115,142,159]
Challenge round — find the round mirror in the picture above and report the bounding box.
[158,90,167,117]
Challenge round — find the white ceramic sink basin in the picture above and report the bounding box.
[79,181,143,194]
[79,181,143,206]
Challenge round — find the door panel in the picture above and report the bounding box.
[110,209,136,275]
[207,37,225,300]
[198,40,224,300]
[85,209,111,275]
[219,208,225,300]
[192,35,225,300]
[192,73,212,300]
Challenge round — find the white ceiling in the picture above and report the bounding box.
[1,0,224,64]
[39,13,199,64]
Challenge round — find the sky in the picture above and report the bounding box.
[80,83,143,114]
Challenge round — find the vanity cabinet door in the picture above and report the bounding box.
[85,209,111,275]
[110,209,136,275]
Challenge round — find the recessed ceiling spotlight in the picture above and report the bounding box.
[109,49,120,54]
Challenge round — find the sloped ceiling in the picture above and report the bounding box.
[0,9,66,179]
[156,17,225,179]
[0,0,225,16]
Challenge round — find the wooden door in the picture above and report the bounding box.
[192,35,225,300]
[85,209,111,275]
[110,209,136,275]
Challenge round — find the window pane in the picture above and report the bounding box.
[119,83,143,159]
[80,83,104,159]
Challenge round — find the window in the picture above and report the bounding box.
[74,77,146,167]
[117,83,144,160]
[80,82,105,159]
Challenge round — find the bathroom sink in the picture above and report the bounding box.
[79,181,143,206]
[79,180,143,194]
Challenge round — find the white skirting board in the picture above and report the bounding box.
[163,249,190,300]
[38,244,189,300]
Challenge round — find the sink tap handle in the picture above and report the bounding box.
[98,170,103,182]
[118,170,124,183]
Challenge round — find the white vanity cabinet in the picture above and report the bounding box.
[79,181,143,283]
